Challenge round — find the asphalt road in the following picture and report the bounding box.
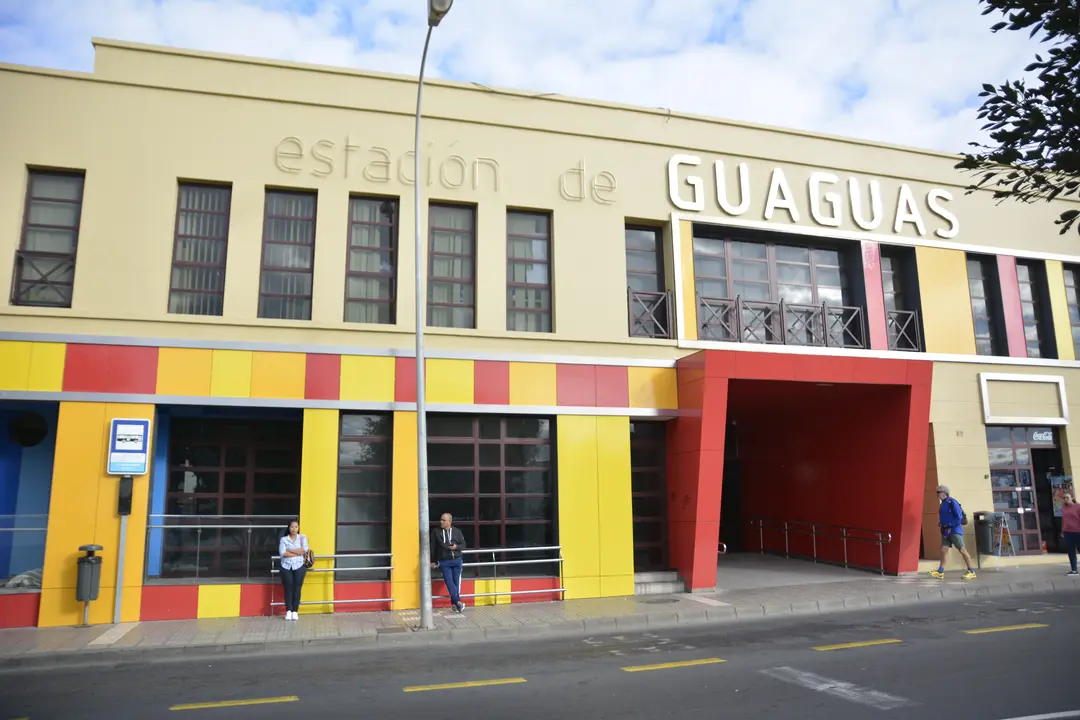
[3,591,1080,720]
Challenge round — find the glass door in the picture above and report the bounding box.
[987,427,1043,554]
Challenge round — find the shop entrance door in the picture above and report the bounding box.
[986,426,1061,556]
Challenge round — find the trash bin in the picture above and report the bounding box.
[76,544,103,603]
[974,512,993,556]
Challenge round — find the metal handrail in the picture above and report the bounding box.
[747,518,893,575]
[269,551,394,610]
[627,287,674,339]
[433,545,565,603]
[0,514,48,532]
[147,514,299,582]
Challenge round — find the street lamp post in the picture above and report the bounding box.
[415,0,453,632]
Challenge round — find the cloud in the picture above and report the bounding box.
[0,0,1046,153]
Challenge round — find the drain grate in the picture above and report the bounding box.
[642,598,679,605]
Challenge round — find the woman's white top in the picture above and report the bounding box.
[278,534,309,571]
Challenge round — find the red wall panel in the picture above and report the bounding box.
[304,354,341,400]
[240,583,275,617]
[861,240,889,351]
[474,361,510,405]
[140,585,198,621]
[0,592,40,628]
[335,582,392,612]
[556,364,596,406]
[394,357,416,403]
[996,254,1029,358]
[62,344,158,394]
[511,577,562,603]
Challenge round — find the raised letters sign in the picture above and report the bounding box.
[666,154,959,239]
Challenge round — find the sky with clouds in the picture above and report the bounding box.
[0,0,1046,154]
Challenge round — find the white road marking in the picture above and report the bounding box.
[761,667,914,711]
[994,712,1080,720]
[87,622,137,646]
[683,594,731,607]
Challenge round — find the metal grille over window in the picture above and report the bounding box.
[428,204,476,328]
[259,191,316,320]
[169,184,231,316]
[426,415,557,577]
[336,414,392,581]
[506,211,552,333]
[881,251,921,351]
[345,197,397,325]
[625,226,671,339]
[11,171,84,308]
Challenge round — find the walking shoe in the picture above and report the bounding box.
[450,604,460,613]
[457,602,466,612]
[1067,570,1079,576]
[928,570,945,578]
[963,571,977,580]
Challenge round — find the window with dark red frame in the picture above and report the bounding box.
[1064,265,1080,358]
[345,197,397,324]
[631,421,668,572]
[169,183,232,316]
[1016,260,1052,358]
[259,190,316,321]
[967,254,1006,356]
[426,415,556,577]
[626,226,672,339]
[161,419,302,580]
[506,211,552,332]
[337,413,392,580]
[11,170,84,308]
[428,204,476,328]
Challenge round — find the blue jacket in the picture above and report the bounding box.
[939,497,964,536]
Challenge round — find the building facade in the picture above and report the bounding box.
[0,39,1077,629]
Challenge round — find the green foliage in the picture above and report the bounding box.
[955,0,1080,235]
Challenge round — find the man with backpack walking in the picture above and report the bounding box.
[930,485,976,579]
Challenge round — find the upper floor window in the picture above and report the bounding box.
[259,190,316,321]
[967,254,1006,356]
[693,232,861,348]
[880,247,922,352]
[625,226,671,339]
[345,197,397,325]
[1016,260,1053,358]
[506,211,552,333]
[1064,266,1080,358]
[11,170,84,308]
[428,204,476,329]
[169,183,231,316]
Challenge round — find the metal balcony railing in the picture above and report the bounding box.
[628,288,674,339]
[697,295,866,349]
[886,309,922,352]
[10,249,75,307]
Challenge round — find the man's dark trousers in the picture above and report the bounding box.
[439,558,464,606]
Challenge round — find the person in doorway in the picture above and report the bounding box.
[930,485,976,579]
[430,512,467,613]
[278,519,309,620]
[1060,493,1080,576]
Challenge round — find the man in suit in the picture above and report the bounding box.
[431,512,467,612]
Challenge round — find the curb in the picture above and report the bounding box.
[3,577,1077,671]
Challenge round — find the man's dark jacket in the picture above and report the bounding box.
[430,526,467,562]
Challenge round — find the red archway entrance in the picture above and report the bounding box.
[665,349,932,591]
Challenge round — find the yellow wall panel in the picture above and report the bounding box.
[197,584,241,619]
[627,367,678,409]
[340,355,395,402]
[298,409,338,613]
[1045,260,1075,361]
[250,351,306,399]
[0,340,31,390]
[391,411,420,610]
[597,416,634,586]
[599,575,634,598]
[473,578,511,606]
[915,246,977,355]
[556,416,600,580]
[679,219,698,341]
[27,342,66,391]
[427,358,474,404]
[40,402,155,627]
[509,362,557,406]
[156,347,212,396]
[209,349,252,397]
[563,576,601,600]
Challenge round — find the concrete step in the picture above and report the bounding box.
[634,571,679,584]
[634,579,686,595]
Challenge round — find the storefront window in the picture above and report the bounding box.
[337,414,392,581]
[631,422,667,572]
[984,426,1057,555]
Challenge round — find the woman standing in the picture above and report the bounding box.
[1062,494,1080,577]
[278,520,309,620]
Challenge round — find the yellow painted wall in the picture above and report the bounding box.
[473,578,511,606]
[197,584,241,619]
[678,219,698,341]
[0,341,65,391]
[209,350,253,397]
[156,347,212,396]
[556,415,633,599]
[340,356,395,402]
[39,402,154,627]
[427,358,474,404]
[1045,260,1076,361]
[298,408,338,613]
[915,247,977,355]
[390,411,420,610]
[627,367,679,409]
[250,351,306,399]
[509,362,557,405]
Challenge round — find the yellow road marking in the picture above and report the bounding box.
[170,696,298,711]
[403,678,527,693]
[621,658,727,673]
[963,623,1049,635]
[813,638,902,652]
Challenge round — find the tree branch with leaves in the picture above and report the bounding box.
[955,0,1080,235]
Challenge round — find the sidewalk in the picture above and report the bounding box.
[2,564,1076,670]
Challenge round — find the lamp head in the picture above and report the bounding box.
[428,0,453,27]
